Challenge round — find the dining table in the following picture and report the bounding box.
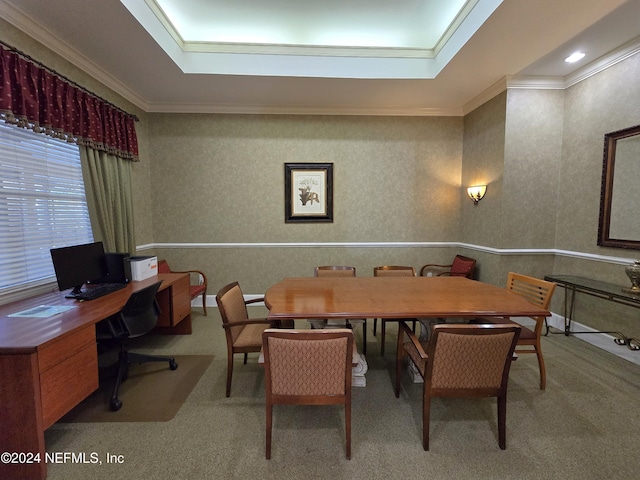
[264,276,551,385]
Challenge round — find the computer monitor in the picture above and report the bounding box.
[50,241,107,298]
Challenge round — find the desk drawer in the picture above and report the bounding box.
[39,327,98,429]
[40,343,98,428]
[172,275,191,326]
[38,326,95,373]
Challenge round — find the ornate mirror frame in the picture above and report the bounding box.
[598,124,640,249]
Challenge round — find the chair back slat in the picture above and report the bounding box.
[506,272,556,310]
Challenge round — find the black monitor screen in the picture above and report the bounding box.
[50,241,107,295]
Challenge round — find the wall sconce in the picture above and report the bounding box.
[467,185,487,205]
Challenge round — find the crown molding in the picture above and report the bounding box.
[145,102,463,117]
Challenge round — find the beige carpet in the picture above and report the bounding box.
[59,355,214,423]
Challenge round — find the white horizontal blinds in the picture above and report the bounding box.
[0,123,93,292]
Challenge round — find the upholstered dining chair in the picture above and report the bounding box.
[158,259,208,316]
[216,281,288,397]
[372,265,417,356]
[314,266,368,355]
[395,322,521,451]
[475,272,556,390]
[419,254,476,279]
[262,328,354,460]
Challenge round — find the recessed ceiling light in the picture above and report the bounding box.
[565,52,586,63]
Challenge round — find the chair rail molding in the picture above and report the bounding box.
[138,241,636,266]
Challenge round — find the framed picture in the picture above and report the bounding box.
[284,163,333,223]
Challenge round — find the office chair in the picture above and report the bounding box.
[96,281,178,411]
[395,322,520,450]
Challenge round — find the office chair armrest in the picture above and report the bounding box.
[419,263,453,276]
[245,297,265,305]
[398,320,428,360]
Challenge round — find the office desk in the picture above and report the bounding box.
[265,276,550,321]
[0,273,191,480]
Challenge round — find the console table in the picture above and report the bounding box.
[544,275,640,351]
[0,273,192,480]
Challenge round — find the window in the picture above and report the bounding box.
[0,123,93,298]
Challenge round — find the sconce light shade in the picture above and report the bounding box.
[467,185,487,205]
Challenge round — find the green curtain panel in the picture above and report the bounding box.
[80,146,136,254]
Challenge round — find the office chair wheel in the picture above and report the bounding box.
[110,398,122,411]
[169,359,178,370]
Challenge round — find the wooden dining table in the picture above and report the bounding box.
[264,276,551,321]
[264,276,551,386]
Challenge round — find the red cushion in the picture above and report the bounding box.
[158,260,171,274]
[190,284,206,299]
[450,257,475,277]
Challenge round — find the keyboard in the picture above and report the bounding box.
[73,283,128,301]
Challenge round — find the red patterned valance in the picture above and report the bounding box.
[0,44,139,161]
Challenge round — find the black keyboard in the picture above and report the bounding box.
[73,283,128,301]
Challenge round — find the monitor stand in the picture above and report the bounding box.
[65,285,84,299]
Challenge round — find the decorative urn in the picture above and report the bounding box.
[624,260,640,293]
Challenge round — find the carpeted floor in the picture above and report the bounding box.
[44,308,640,480]
[58,355,214,423]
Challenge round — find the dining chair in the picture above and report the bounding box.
[262,328,354,459]
[420,254,476,279]
[158,259,208,315]
[475,272,556,390]
[395,322,521,451]
[216,281,290,397]
[314,266,368,355]
[372,265,417,356]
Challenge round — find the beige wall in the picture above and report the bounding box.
[147,114,463,292]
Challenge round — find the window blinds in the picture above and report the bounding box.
[0,123,93,294]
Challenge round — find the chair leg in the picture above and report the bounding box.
[423,391,431,451]
[373,318,378,336]
[381,320,386,356]
[497,394,507,450]
[226,354,234,397]
[535,345,547,390]
[243,353,248,364]
[394,329,404,398]
[362,319,367,356]
[345,402,352,460]
[201,292,207,316]
[266,402,273,459]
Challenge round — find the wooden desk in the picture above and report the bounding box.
[0,273,191,480]
[265,277,551,321]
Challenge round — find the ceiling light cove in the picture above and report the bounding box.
[121,0,504,79]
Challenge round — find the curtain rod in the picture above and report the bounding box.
[0,40,139,122]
